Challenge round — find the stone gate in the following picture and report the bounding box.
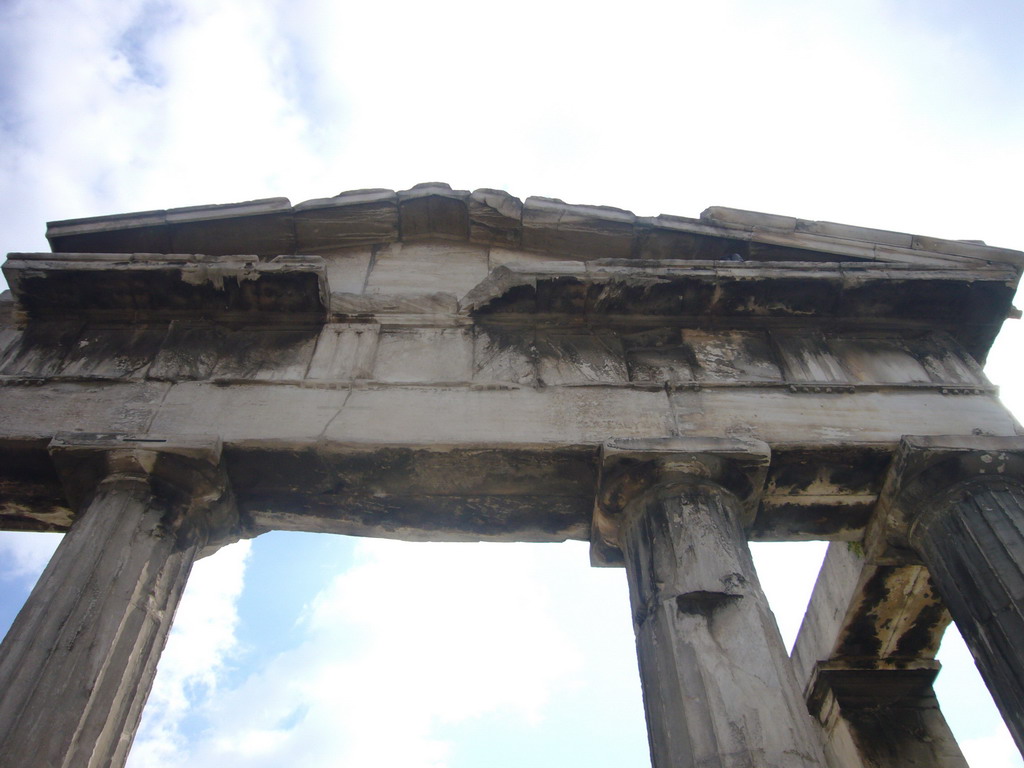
[1,183,1022,767]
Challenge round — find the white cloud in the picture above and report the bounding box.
[127,538,644,768]
[129,539,253,768]
[0,531,62,581]
[961,732,1024,768]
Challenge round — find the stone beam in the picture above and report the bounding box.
[0,434,237,768]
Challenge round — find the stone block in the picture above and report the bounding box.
[373,327,473,383]
[670,388,1019,446]
[634,219,747,261]
[913,233,1024,267]
[148,382,347,441]
[468,188,522,247]
[535,331,628,386]
[0,381,170,436]
[330,291,459,318]
[473,327,535,386]
[0,326,20,365]
[910,333,985,386]
[326,387,674,445]
[167,198,295,256]
[397,183,469,240]
[795,219,913,248]
[46,209,173,254]
[322,249,372,294]
[209,329,319,381]
[58,327,166,379]
[489,248,567,270]
[828,336,932,385]
[293,189,399,249]
[682,329,783,383]
[521,197,635,259]
[366,242,489,299]
[625,345,695,384]
[306,324,379,381]
[700,206,798,232]
[148,324,229,381]
[772,331,850,383]
[150,326,319,381]
[0,322,82,377]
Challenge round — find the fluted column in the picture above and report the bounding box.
[595,438,827,768]
[879,436,1024,757]
[0,434,236,768]
[910,478,1024,750]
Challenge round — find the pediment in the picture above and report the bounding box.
[44,182,1024,271]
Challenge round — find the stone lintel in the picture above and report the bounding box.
[871,435,1024,559]
[48,433,238,550]
[591,436,770,566]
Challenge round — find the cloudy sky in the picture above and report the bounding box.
[1,0,1023,766]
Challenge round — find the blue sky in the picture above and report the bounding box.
[1,1,1023,766]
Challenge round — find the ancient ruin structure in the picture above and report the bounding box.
[0,183,1022,767]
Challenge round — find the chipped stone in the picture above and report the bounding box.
[469,188,523,247]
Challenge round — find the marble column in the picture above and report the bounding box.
[880,436,1024,757]
[597,438,827,768]
[0,434,235,768]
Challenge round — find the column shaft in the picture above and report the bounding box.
[0,476,202,768]
[621,483,826,768]
[909,477,1024,752]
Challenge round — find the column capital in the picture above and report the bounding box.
[48,433,239,550]
[805,658,942,716]
[591,436,770,566]
[872,435,1024,559]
